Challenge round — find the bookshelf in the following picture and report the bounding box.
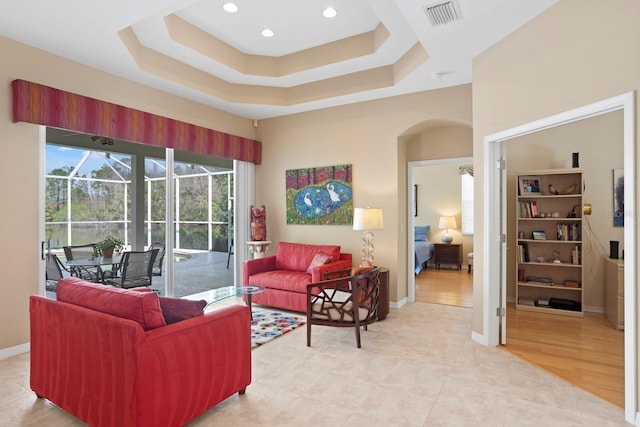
[516,169,584,317]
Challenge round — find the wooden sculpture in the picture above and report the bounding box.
[250,205,267,241]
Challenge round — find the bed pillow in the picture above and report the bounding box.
[415,225,430,241]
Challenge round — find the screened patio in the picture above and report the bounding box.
[45,130,235,298]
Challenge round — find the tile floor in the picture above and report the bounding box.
[1,300,629,426]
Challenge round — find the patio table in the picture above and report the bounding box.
[65,256,122,283]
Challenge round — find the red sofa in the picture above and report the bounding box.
[242,242,352,312]
[30,277,251,427]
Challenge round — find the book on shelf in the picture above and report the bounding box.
[525,276,554,284]
[519,200,539,218]
[532,230,546,240]
[571,245,580,264]
[521,243,529,262]
[556,223,581,241]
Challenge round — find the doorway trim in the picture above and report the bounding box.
[482,92,635,422]
[407,156,472,302]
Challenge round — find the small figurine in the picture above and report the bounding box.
[250,205,267,241]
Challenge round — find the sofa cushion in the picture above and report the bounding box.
[274,242,341,272]
[56,277,166,330]
[306,252,333,274]
[159,297,207,324]
[248,270,312,292]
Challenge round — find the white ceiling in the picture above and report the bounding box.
[0,0,558,120]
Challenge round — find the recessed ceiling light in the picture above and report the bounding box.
[322,7,337,18]
[261,28,274,37]
[222,2,238,13]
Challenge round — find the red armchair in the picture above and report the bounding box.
[30,278,251,427]
[243,242,353,312]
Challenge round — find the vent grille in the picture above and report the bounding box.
[424,1,461,26]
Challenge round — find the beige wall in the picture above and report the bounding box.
[0,37,256,351]
[472,0,640,335]
[505,111,623,311]
[256,86,472,304]
[406,124,472,162]
[472,0,640,397]
[414,163,474,262]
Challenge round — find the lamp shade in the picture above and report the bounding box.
[438,216,457,230]
[353,208,384,230]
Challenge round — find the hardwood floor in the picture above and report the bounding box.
[415,267,624,408]
[504,303,624,408]
[415,267,473,308]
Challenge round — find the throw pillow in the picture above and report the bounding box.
[415,225,430,241]
[159,297,207,324]
[306,252,333,274]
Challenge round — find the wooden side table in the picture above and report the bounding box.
[434,244,462,270]
[377,267,390,321]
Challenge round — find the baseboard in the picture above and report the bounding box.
[471,331,488,346]
[390,297,407,310]
[0,343,29,360]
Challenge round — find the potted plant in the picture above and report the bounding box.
[96,235,124,258]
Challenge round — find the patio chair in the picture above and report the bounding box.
[45,254,69,291]
[306,267,381,348]
[149,242,166,276]
[103,249,158,289]
[226,239,233,269]
[63,243,101,282]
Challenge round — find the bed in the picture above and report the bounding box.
[414,225,434,275]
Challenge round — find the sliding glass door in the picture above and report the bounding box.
[44,128,235,298]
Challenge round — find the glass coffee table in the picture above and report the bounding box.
[236,285,266,319]
[187,285,265,319]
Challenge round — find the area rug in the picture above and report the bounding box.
[251,308,306,349]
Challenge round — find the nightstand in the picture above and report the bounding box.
[434,243,462,270]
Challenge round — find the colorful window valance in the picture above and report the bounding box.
[11,79,261,164]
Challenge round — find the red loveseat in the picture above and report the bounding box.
[29,277,251,427]
[242,241,352,312]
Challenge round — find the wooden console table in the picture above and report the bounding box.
[434,243,462,270]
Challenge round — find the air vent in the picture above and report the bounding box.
[424,1,461,26]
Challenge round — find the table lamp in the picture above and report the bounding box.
[438,216,457,244]
[353,207,384,266]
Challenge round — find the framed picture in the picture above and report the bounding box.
[532,230,546,240]
[613,168,624,227]
[285,164,353,225]
[519,176,541,195]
